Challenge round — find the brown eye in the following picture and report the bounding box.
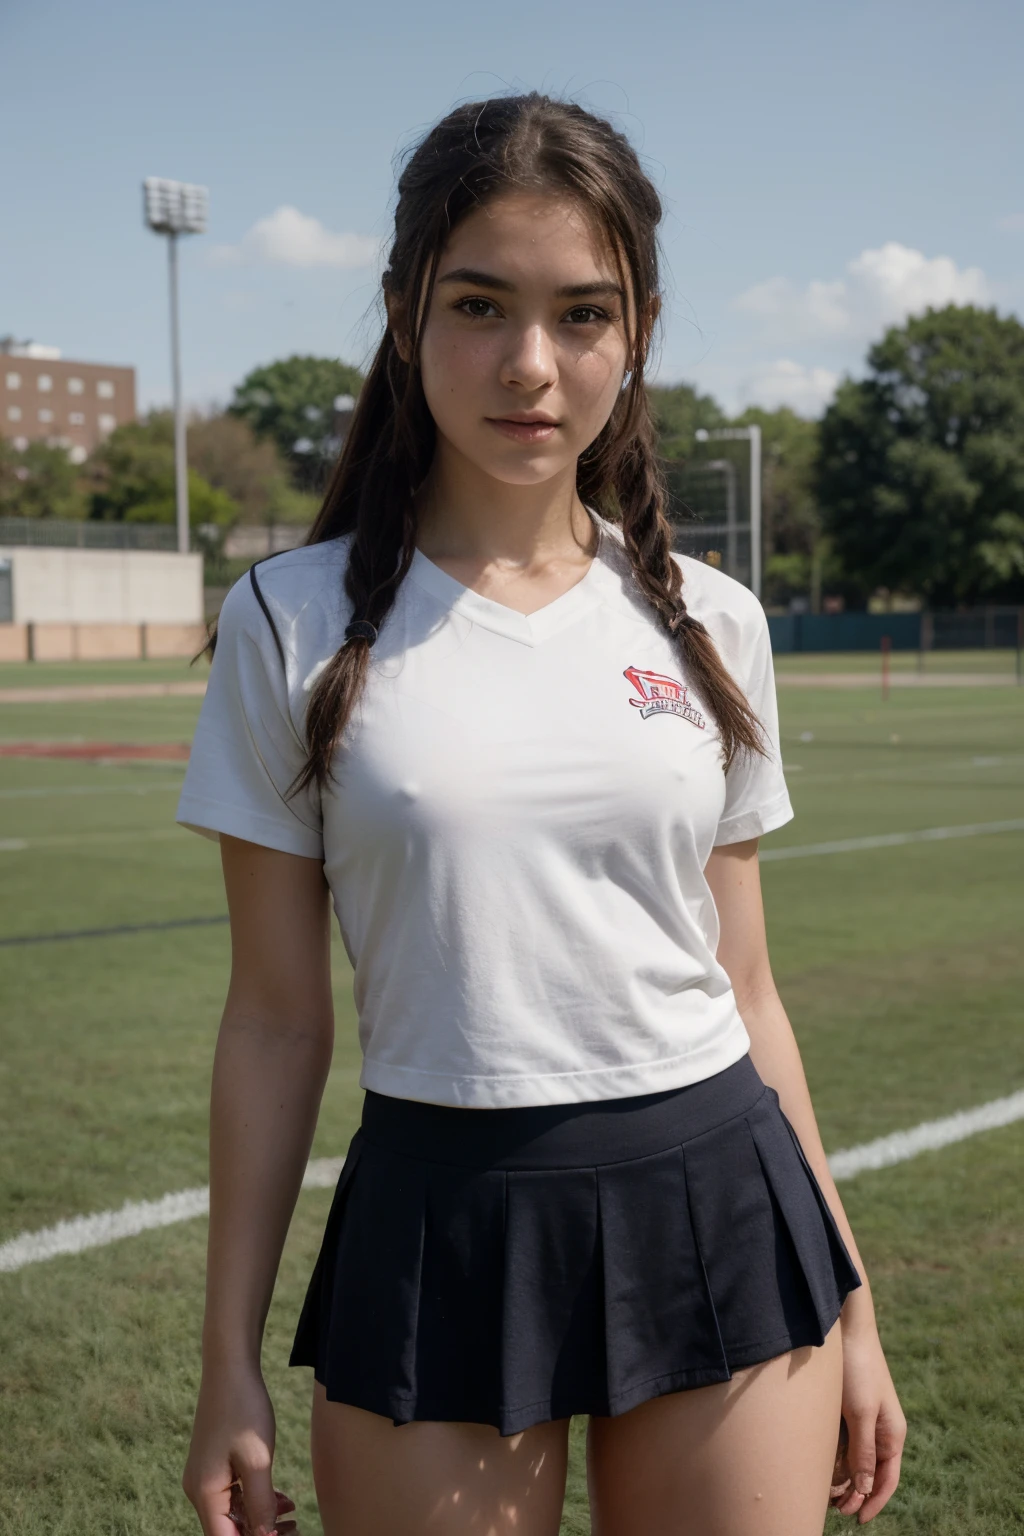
[565,305,610,325]
[457,297,500,319]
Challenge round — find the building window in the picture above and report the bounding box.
[97,380,115,399]
[98,413,117,433]
[7,405,21,421]
[5,372,20,390]
[38,374,53,392]
[69,411,85,426]
[68,377,85,395]
[13,436,28,451]
[39,408,54,423]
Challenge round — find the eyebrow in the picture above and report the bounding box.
[437,266,624,300]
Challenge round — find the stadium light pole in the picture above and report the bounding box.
[695,425,762,599]
[143,178,209,555]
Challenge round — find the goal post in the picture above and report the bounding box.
[664,426,762,597]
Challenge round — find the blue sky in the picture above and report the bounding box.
[2,0,1022,418]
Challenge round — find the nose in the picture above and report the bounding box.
[499,323,557,392]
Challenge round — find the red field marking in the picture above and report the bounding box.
[0,742,191,761]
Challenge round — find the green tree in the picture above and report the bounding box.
[186,411,284,524]
[817,305,1024,606]
[187,410,318,526]
[647,382,727,460]
[84,413,237,528]
[229,355,364,490]
[0,438,87,520]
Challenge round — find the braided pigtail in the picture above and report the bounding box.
[290,324,432,795]
[605,391,769,773]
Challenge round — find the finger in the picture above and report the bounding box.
[195,1482,249,1536]
[239,1456,281,1536]
[856,1449,904,1523]
[835,1486,866,1517]
[845,1407,879,1501]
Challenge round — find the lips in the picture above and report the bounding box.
[486,415,560,443]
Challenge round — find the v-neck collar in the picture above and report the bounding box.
[407,510,618,647]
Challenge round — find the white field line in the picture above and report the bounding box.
[0,828,181,853]
[2,818,1021,861]
[0,781,183,800]
[759,818,1024,862]
[4,1093,1024,1275]
[827,1089,1024,1179]
[0,1158,345,1275]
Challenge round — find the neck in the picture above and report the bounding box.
[415,440,597,565]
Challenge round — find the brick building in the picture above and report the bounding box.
[0,338,136,463]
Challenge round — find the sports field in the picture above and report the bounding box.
[1,653,1022,1535]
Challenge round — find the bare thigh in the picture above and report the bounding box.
[586,1320,844,1536]
[310,1383,571,1536]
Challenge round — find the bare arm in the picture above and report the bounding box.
[705,837,906,1524]
[184,834,334,1536]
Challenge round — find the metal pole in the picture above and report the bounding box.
[167,231,189,555]
[748,424,762,600]
[724,460,737,576]
[705,461,737,576]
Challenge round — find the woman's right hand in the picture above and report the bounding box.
[182,1365,298,1536]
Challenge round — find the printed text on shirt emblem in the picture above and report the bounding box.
[623,666,706,729]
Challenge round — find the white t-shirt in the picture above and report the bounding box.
[177,512,794,1108]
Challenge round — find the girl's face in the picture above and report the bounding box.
[414,190,634,490]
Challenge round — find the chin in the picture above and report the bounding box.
[464,442,579,488]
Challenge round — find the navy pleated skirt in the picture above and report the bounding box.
[289,1053,861,1436]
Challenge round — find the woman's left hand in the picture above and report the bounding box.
[829,1324,907,1523]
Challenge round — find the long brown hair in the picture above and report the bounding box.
[277,94,768,792]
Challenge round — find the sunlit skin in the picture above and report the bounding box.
[391,190,647,615]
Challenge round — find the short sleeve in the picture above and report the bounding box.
[712,602,794,846]
[175,572,324,859]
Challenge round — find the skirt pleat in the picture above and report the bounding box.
[599,1147,730,1411]
[500,1168,603,1420]
[289,1057,862,1435]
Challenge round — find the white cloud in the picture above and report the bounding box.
[735,275,848,338]
[735,359,840,417]
[210,206,380,269]
[733,242,989,344]
[997,213,1024,233]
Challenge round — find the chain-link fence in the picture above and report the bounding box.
[665,457,755,589]
[0,517,179,551]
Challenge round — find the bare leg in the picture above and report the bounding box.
[587,1320,844,1536]
[310,1383,571,1536]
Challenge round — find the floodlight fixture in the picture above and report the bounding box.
[143,178,209,236]
[143,177,209,554]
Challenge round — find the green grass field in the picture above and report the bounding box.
[1,657,1022,1534]
[774,646,1021,676]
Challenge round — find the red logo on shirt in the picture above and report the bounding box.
[623,666,706,728]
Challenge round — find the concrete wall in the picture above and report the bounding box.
[0,621,207,662]
[0,546,204,624]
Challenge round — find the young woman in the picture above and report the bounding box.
[178,94,906,1536]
